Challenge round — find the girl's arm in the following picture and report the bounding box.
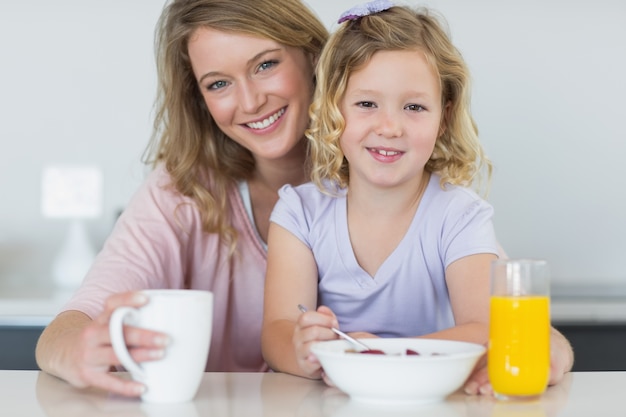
[427,252,573,395]
[422,253,495,344]
[261,223,338,378]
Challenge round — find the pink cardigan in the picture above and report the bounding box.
[61,165,269,372]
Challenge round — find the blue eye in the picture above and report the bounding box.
[259,60,278,72]
[208,80,228,90]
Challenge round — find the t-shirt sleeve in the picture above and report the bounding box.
[441,197,499,268]
[269,184,312,249]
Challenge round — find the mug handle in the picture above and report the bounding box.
[109,307,145,379]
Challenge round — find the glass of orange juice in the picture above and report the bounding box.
[488,259,550,400]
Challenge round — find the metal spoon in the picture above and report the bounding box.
[297,304,372,351]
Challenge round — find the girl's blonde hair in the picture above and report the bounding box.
[307,6,491,194]
[143,0,328,245]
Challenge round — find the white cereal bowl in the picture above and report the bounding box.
[310,338,485,405]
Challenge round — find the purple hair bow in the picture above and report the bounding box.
[338,0,394,24]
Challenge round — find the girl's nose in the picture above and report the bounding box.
[237,79,266,114]
[374,111,402,138]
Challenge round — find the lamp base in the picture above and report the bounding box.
[52,219,96,288]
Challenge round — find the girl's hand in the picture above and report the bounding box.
[345,331,377,340]
[547,327,574,386]
[38,291,170,397]
[292,305,339,379]
[463,327,574,395]
[462,351,491,395]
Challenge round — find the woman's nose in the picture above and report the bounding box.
[237,79,266,113]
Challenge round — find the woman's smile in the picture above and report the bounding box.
[244,107,286,130]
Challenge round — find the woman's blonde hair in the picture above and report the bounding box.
[143,0,328,245]
[308,6,491,194]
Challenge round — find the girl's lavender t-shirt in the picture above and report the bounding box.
[270,174,499,337]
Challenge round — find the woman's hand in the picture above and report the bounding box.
[292,305,339,380]
[36,291,170,397]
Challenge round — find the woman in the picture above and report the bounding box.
[35,0,328,397]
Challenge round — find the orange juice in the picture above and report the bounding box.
[488,295,550,398]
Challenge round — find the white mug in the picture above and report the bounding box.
[109,289,213,403]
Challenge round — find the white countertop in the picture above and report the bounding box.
[0,370,623,417]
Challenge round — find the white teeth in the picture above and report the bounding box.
[246,108,285,130]
[375,149,400,156]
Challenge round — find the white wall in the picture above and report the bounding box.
[0,0,167,281]
[1,0,624,287]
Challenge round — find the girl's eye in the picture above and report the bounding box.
[357,101,376,108]
[258,60,278,72]
[406,104,425,112]
[207,80,228,91]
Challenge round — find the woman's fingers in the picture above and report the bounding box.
[98,291,149,324]
[81,367,146,397]
[122,326,171,349]
[95,292,170,353]
[64,291,171,395]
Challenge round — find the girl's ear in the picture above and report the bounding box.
[438,101,451,137]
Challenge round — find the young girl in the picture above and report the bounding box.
[262,2,572,391]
